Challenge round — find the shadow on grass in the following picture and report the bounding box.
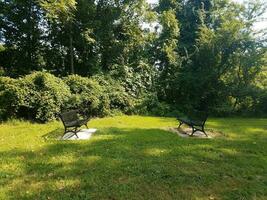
[1,126,266,200]
[42,128,63,140]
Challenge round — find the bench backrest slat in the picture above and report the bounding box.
[59,110,79,124]
[188,110,208,125]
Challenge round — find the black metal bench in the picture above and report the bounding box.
[177,110,208,136]
[59,110,90,138]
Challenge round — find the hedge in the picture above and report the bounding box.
[0,72,138,122]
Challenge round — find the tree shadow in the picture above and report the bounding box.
[42,128,63,140]
[1,127,266,199]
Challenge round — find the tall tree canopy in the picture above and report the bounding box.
[154,0,266,113]
[0,0,266,116]
[0,0,45,76]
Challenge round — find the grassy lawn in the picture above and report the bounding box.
[0,116,266,200]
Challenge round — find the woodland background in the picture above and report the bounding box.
[0,0,266,121]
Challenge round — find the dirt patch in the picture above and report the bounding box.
[167,127,225,138]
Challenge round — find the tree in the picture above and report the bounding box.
[155,0,267,114]
[40,0,77,74]
[153,9,180,101]
[155,0,214,109]
[0,0,45,76]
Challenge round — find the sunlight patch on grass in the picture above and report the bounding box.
[220,148,240,156]
[91,116,177,129]
[246,127,266,132]
[144,148,169,156]
[54,179,81,191]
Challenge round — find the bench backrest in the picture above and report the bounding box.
[59,110,79,124]
[188,110,208,125]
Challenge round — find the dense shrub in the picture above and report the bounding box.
[92,75,135,115]
[23,72,71,121]
[65,75,136,116]
[64,75,102,116]
[253,70,267,116]
[0,77,27,120]
[2,70,267,121]
[0,72,71,122]
[135,93,182,116]
[0,72,143,122]
[255,92,267,115]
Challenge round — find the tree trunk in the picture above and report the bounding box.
[69,33,74,74]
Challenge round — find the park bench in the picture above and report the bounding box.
[59,110,90,138]
[177,110,208,136]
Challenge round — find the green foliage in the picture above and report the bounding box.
[109,62,155,98]
[0,0,45,76]
[61,73,144,116]
[155,0,267,115]
[40,0,76,22]
[91,75,136,115]
[0,72,71,122]
[0,44,4,52]
[64,74,136,117]
[252,67,267,115]
[0,72,145,121]
[22,72,71,122]
[0,0,267,117]
[0,77,25,120]
[64,74,102,115]
[149,101,172,116]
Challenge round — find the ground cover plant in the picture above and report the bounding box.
[0,116,266,199]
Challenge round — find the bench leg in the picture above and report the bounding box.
[62,128,73,139]
[178,122,183,128]
[61,127,81,139]
[74,127,79,138]
[191,126,208,137]
[202,126,208,137]
[191,127,197,136]
[63,127,71,138]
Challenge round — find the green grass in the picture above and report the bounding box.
[0,116,266,200]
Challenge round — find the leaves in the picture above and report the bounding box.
[39,0,77,21]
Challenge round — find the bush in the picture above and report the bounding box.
[64,75,102,116]
[23,72,71,121]
[0,77,27,120]
[93,75,135,115]
[65,75,136,117]
[135,93,181,116]
[0,72,147,121]
[0,72,71,122]
[253,90,267,116]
